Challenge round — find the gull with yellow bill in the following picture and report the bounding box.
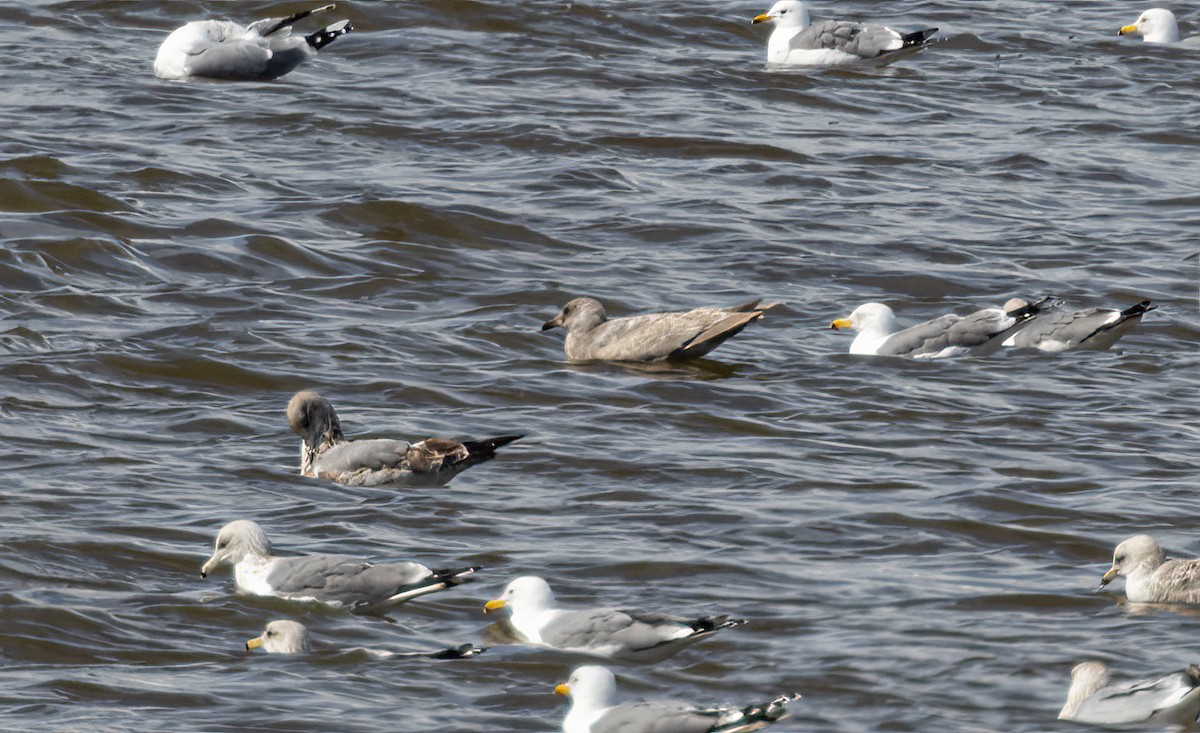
[1118,9,1200,46]
[1099,535,1200,603]
[752,0,937,66]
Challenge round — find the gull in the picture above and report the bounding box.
[752,0,937,66]
[245,619,487,658]
[154,4,353,80]
[1059,661,1200,725]
[200,520,479,613]
[1118,9,1200,46]
[483,576,744,663]
[286,390,522,487]
[541,297,777,363]
[1100,535,1200,603]
[1002,300,1154,352]
[555,665,800,733]
[829,298,1052,358]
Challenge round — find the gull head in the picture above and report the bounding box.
[287,390,345,470]
[542,297,607,333]
[1101,534,1166,587]
[556,665,619,709]
[246,620,311,654]
[485,575,555,616]
[201,519,271,578]
[1059,661,1112,720]
[1118,9,1181,43]
[830,302,900,336]
[753,0,810,28]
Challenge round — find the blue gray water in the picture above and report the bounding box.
[1,0,1198,731]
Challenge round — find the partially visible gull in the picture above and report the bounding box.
[483,576,744,663]
[1100,534,1200,604]
[154,4,353,80]
[555,665,800,733]
[752,0,937,66]
[1118,9,1200,46]
[541,297,777,363]
[1059,661,1200,725]
[286,390,522,487]
[829,298,1052,358]
[200,520,479,613]
[1003,300,1154,352]
[245,619,487,658]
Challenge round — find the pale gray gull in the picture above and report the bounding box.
[245,619,486,658]
[200,519,479,613]
[829,298,1052,358]
[154,4,353,80]
[483,576,744,663]
[555,665,800,733]
[1059,661,1200,725]
[541,297,778,363]
[1118,9,1200,46]
[752,0,936,66]
[287,390,522,487]
[1100,534,1200,603]
[1002,299,1154,352]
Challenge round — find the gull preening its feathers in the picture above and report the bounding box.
[752,0,937,66]
[1059,661,1200,725]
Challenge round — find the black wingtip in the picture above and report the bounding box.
[306,19,353,51]
[434,565,482,586]
[1121,300,1155,317]
[901,28,939,47]
[463,435,524,458]
[427,643,488,660]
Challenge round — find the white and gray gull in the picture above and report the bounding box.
[1002,299,1154,352]
[245,619,486,658]
[555,665,800,733]
[154,4,353,80]
[1118,9,1200,46]
[752,0,937,66]
[200,519,479,613]
[287,390,521,487]
[484,576,744,663]
[1100,534,1200,604]
[1059,661,1200,726]
[541,297,777,363]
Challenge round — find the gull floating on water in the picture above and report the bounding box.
[245,619,486,658]
[1059,661,1200,725]
[287,390,522,487]
[483,576,744,663]
[200,519,479,613]
[154,4,353,80]
[1100,534,1200,604]
[1002,300,1154,352]
[555,665,800,733]
[541,297,777,363]
[829,298,1052,358]
[1118,9,1200,46]
[752,0,937,66]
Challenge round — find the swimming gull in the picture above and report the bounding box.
[287,390,522,487]
[245,619,487,658]
[1118,9,1200,46]
[154,4,353,80]
[556,665,800,733]
[1002,300,1154,352]
[541,297,778,363]
[752,0,937,66]
[200,519,479,613]
[1100,534,1200,604]
[1059,661,1200,725]
[483,576,744,663]
[829,298,1052,358]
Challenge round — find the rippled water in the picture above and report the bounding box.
[1,0,1198,731]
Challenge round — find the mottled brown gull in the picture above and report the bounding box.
[154,4,353,81]
[200,520,479,614]
[555,666,800,733]
[1100,534,1200,603]
[1002,300,1154,352]
[483,576,744,663]
[287,390,521,487]
[1059,661,1200,725]
[541,297,777,363]
[245,619,486,658]
[752,0,936,66]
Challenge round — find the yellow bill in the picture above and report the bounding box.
[246,637,264,650]
[483,599,507,613]
[830,318,853,330]
[554,683,571,696]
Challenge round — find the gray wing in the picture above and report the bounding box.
[313,439,411,475]
[182,42,273,80]
[1075,670,1200,725]
[792,21,902,58]
[876,314,959,356]
[540,608,693,654]
[591,702,719,733]
[945,307,1017,351]
[1145,559,1200,603]
[1007,309,1116,350]
[266,555,432,606]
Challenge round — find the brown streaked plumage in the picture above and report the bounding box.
[1100,534,1200,604]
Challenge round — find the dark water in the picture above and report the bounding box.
[1,0,1198,731]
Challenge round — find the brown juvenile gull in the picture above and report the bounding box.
[1001,300,1154,352]
[540,297,778,363]
[200,519,479,614]
[555,665,800,733]
[829,297,1052,359]
[286,390,522,487]
[1059,661,1200,725]
[245,619,486,658]
[752,0,937,67]
[154,4,353,80]
[483,576,744,663]
[1099,534,1200,603]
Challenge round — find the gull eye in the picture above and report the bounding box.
[1115,554,1125,563]
[266,631,275,637]
[780,8,787,13]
